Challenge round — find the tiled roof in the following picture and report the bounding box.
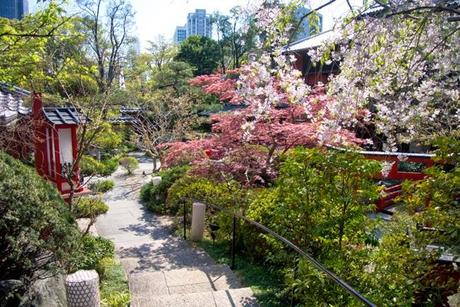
[43,107,84,125]
[0,84,31,126]
[109,114,137,124]
[109,107,142,124]
[283,30,340,53]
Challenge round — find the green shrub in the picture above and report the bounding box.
[97,257,130,307]
[80,155,119,177]
[73,197,109,219]
[244,148,390,306]
[80,155,102,176]
[166,175,254,222]
[73,197,109,235]
[89,179,115,193]
[101,156,120,176]
[0,151,81,304]
[140,166,189,214]
[72,235,114,271]
[119,156,139,175]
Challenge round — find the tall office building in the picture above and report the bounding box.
[173,9,211,43]
[0,0,29,19]
[186,9,211,38]
[174,26,187,43]
[293,7,323,41]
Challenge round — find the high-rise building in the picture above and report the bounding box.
[293,7,323,41]
[173,9,211,43]
[174,26,187,44]
[186,9,211,38]
[0,0,29,19]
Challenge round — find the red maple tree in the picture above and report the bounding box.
[163,72,364,186]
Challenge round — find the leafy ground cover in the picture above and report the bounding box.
[89,179,115,193]
[97,257,130,307]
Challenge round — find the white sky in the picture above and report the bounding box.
[130,0,363,49]
[31,0,364,50]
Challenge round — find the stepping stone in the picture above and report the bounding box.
[213,288,259,307]
[119,247,216,272]
[132,287,258,307]
[129,271,169,297]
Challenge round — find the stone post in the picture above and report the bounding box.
[65,270,100,307]
[191,202,206,241]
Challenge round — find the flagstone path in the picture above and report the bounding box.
[95,153,258,307]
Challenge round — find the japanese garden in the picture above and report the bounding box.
[0,0,458,306]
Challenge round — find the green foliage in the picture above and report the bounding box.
[73,197,109,219]
[211,8,258,69]
[97,257,130,307]
[101,156,120,176]
[151,61,194,94]
[0,3,67,87]
[400,136,459,250]
[194,102,224,114]
[119,156,139,175]
[394,136,460,304]
[166,175,257,242]
[248,148,380,253]
[0,151,81,303]
[72,235,114,272]
[93,122,123,153]
[356,214,431,306]
[80,155,101,176]
[175,35,221,75]
[80,155,120,177]
[89,179,115,193]
[141,166,189,214]
[245,148,381,306]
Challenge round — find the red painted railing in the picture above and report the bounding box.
[360,150,434,210]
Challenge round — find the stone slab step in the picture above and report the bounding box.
[119,246,216,272]
[128,264,242,297]
[131,287,258,307]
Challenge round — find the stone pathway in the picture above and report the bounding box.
[96,153,258,307]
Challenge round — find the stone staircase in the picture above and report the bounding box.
[96,156,258,307]
[123,263,257,307]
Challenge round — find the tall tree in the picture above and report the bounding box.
[212,7,258,70]
[148,35,177,71]
[175,35,221,76]
[78,0,134,93]
[0,2,68,88]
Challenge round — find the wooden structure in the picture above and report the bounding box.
[283,30,340,86]
[329,146,435,211]
[361,150,434,210]
[33,93,85,197]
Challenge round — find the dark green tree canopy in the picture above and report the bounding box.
[175,35,221,76]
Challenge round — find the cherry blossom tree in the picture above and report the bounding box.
[309,0,460,149]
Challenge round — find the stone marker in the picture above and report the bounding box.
[151,176,162,185]
[191,202,206,241]
[65,270,100,307]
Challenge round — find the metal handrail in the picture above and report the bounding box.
[183,201,376,307]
